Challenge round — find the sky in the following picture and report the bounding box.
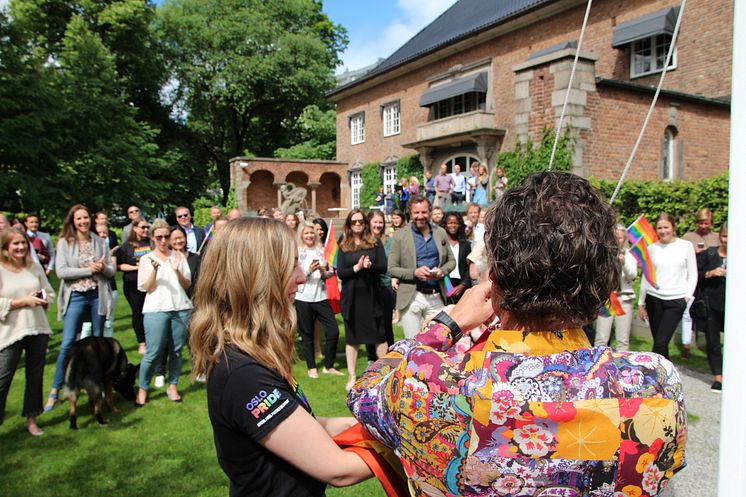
[323,0,458,73]
[0,0,458,73]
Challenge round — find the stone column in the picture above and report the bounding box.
[307,182,320,214]
[273,182,286,208]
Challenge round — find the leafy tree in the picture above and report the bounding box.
[497,127,574,188]
[396,154,423,185]
[156,0,348,203]
[274,105,336,160]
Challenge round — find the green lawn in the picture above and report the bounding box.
[1,274,710,497]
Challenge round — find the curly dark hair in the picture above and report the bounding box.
[442,212,467,243]
[484,171,620,325]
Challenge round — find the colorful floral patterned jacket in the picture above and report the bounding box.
[348,323,686,497]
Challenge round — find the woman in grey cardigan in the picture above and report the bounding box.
[44,204,114,412]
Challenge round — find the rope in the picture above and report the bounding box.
[610,0,687,203]
[548,0,594,171]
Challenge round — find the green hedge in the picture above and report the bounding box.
[359,163,382,211]
[396,155,423,185]
[591,174,729,234]
[498,128,573,190]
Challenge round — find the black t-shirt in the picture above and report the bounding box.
[207,346,326,497]
[115,240,152,285]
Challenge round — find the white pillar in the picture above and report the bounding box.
[718,0,746,494]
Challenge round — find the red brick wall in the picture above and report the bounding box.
[333,0,732,179]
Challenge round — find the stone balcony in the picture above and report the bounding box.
[415,111,496,142]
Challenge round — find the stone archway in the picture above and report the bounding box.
[247,170,275,211]
[317,172,341,217]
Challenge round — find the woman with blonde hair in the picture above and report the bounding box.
[135,219,192,406]
[472,164,489,205]
[0,228,54,435]
[190,218,371,496]
[46,204,114,411]
[295,222,341,378]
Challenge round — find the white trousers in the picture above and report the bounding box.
[594,301,634,351]
[400,291,445,339]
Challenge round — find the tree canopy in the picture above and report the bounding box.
[0,0,346,222]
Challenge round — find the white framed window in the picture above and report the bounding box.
[350,113,365,145]
[631,34,676,78]
[661,127,676,181]
[383,164,397,195]
[351,170,362,208]
[383,102,400,137]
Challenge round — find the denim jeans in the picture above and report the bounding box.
[51,290,104,390]
[81,289,118,338]
[139,310,191,390]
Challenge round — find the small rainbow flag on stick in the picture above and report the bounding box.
[627,215,658,246]
[629,239,658,288]
[599,291,626,317]
[324,221,339,268]
[443,275,455,297]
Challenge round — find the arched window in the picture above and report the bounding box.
[661,127,677,181]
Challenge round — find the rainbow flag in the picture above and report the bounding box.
[627,215,658,246]
[629,239,658,288]
[599,291,625,317]
[443,275,455,297]
[324,221,339,268]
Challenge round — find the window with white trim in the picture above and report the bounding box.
[631,34,676,78]
[383,164,397,195]
[351,170,362,208]
[382,102,400,137]
[350,113,365,145]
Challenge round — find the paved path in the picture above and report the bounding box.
[661,365,720,497]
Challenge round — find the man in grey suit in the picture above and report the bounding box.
[388,196,456,338]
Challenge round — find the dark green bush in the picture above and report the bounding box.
[359,163,382,211]
[497,127,574,189]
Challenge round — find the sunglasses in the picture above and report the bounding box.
[351,219,366,225]
[176,214,190,219]
[137,225,149,229]
[154,235,168,241]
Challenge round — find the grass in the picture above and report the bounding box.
[1,274,711,497]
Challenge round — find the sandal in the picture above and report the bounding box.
[43,393,58,413]
[166,387,183,403]
[307,369,319,379]
[322,367,343,376]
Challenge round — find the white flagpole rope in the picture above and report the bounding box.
[548,0,594,171]
[609,0,687,203]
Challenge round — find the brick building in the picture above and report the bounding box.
[328,0,732,208]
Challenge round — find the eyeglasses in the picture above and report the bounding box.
[154,235,168,241]
[176,214,190,219]
[128,209,140,214]
[351,219,365,225]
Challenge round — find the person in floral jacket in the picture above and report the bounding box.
[348,172,686,497]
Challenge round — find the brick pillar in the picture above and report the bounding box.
[513,48,598,177]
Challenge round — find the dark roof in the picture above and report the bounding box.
[330,0,557,96]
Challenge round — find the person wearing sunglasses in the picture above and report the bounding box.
[115,216,152,355]
[175,206,206,255]
[337,209,388,391]
[135,219,192,406]
[121,205,142,241]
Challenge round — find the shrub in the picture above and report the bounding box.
[359,163,382,211]
[497,127,574,190]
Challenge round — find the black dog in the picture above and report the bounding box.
[62,337,139,429]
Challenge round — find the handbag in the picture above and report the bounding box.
[689,296,709,321]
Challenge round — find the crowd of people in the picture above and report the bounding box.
[0,168,727,496]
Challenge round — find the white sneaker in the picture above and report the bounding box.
[154,375,165,388]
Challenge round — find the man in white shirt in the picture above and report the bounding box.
[464,203,485,243]
[175,206,206,254]
[450,164,467,206]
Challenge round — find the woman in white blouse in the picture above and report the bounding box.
[135,219,192,406]
[0,228,54,435]
[638,213,698,358]
[294,222,341,379]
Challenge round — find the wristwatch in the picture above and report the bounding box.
[431,311,463,342]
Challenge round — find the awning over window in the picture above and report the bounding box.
[611,6,680,48]
[419,72,488,107]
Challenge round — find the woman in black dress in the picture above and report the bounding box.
[337,209,387,391]
[115,216,151,354]
[442,212,472,304]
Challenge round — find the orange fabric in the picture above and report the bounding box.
[333,424,408,497]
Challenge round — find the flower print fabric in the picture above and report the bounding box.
[348,325,686,497]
